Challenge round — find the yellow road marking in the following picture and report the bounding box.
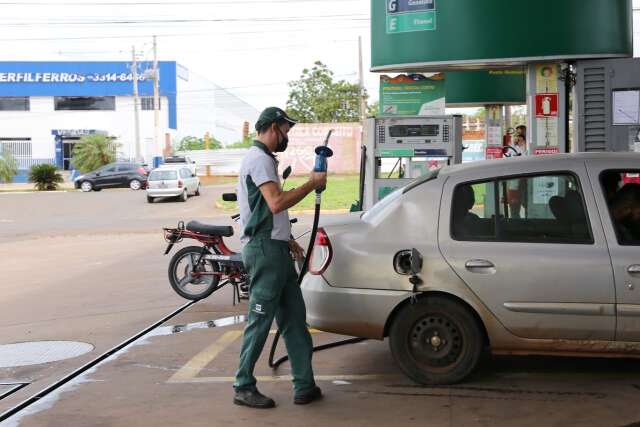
[168,327,377,384]
[168,330,242,383]
[170,374,400,384]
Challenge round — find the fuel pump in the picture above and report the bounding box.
[361,115,464,210]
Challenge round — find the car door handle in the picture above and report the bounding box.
[628,265,640,275]
[465,259,495,269]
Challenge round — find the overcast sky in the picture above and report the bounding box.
[0,0,638,112]
[0,0,373,111]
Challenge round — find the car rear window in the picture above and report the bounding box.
[149,170,177,181]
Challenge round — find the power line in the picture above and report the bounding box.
[0,25,369,42]
[0,15,368,27]
[0,0,360,4]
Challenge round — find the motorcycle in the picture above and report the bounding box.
[163,167,300,303]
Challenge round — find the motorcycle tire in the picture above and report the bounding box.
[168,245,222,300]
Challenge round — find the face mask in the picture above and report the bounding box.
[275,125,289,152]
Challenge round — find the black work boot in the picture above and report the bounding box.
[233,389,276,409]
[294,386,323,405]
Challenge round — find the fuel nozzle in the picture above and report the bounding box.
[313,130,334,193]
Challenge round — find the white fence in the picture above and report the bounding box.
[176,149,249,176]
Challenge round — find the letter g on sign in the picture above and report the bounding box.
[387,0,398,13]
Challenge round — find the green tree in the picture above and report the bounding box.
[367,101,379,118]
[29,164,63,191]
[175,136,222,151]
[228,131,257,149]
[286,61,366,123]
[0,149,18,183]
[72,135,119,173]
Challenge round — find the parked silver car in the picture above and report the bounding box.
[302,153,640,385]
[146,166,200,203]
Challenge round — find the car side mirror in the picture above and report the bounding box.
[192,173,196,178]
[96,172,101,176]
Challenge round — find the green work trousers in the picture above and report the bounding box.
[234,237,316,394]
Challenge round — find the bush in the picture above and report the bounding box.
[29,164,63,191]
[0,150,18,183]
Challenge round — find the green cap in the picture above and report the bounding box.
[255,107,298,131]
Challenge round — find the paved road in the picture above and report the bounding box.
[4,187,640,426]
[0,186,316,419]
[0,187,245,414]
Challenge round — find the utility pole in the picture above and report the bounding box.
[131,46,141,163]
[153,35,161,164]
[358,36,366,123]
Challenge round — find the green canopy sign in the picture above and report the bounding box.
[386,0,437,34]
[372,0,633,72]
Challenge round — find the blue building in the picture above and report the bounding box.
[0,61,258,182]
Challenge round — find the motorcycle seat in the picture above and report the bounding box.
[186,221,234,237]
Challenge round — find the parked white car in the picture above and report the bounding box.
[146,166,200,203]
[164,155,197,175]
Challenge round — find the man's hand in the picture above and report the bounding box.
[289,239,305,260]
[310,171,327,191]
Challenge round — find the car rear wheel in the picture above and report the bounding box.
[389,297,483,385]
[80,181,93,192]
[129,179,142,190]
[179,190,188,202]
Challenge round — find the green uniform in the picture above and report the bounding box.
[234,142,316,394]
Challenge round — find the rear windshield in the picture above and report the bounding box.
[149,170,177,181]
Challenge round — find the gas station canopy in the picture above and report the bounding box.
[372,0,633,72]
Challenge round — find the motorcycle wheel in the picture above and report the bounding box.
[168,245,222,300]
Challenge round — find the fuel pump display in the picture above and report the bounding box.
[362,115,463,210]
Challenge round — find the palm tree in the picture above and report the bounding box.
[0,149,18,183]
[72,135,120,173]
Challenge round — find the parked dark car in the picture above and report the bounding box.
[74,162,148,192]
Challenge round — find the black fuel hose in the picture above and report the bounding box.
[268,197,367,369]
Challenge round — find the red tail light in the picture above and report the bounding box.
[178,180,184,188]
[309,228,332,275]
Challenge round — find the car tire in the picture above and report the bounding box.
[195,185,201,196]
[80,181,93,192]
[179,190,188,202]
[147,195,154,204]
[129,179,142,190]
[389,296,483,385]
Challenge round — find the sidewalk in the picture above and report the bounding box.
[0,182,75,192]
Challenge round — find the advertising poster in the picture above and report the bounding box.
[536,117,558,148]
[379,73,445,116]
[536,64,559,93]
[533,176,559,205]
[283,123,362,175]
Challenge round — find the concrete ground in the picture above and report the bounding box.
[3,187,640,426]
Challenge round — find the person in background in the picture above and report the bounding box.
[609,183,640,243]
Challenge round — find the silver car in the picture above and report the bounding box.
[146,166,200,203]
[301,153,640,385]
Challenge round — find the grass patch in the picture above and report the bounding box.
[199,175,239,186]
[217,174,360,212]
